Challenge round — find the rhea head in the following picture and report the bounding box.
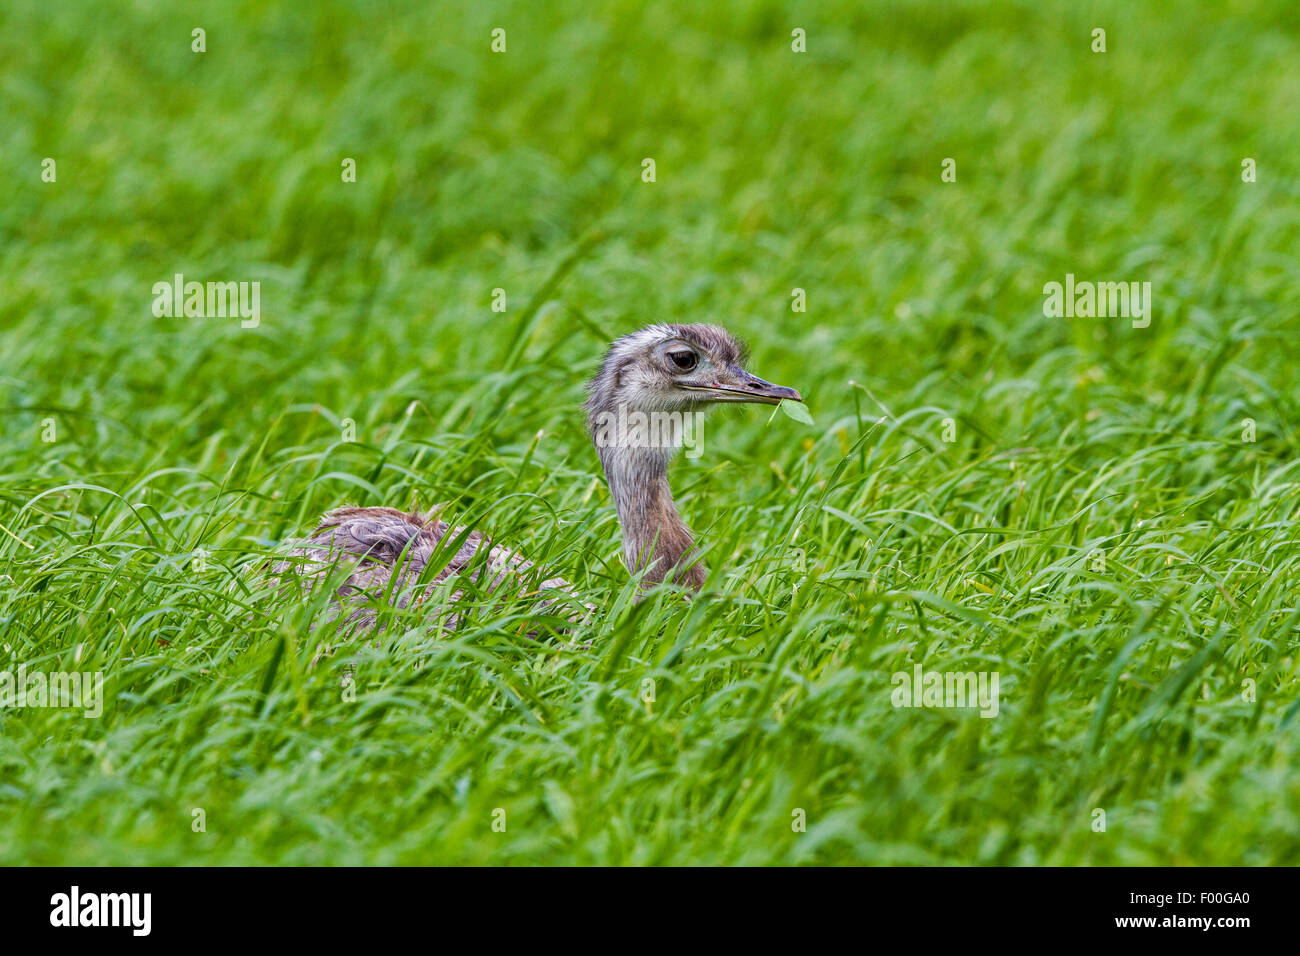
[585,324,802,590]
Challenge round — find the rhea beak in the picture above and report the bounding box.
[680,366,803,406]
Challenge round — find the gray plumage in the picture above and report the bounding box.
[272,506,583,633]
[273,323,801,630]
[584,324,801,589]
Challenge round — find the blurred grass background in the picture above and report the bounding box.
[1,0,1298,864]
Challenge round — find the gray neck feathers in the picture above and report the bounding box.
[589,407,706,589]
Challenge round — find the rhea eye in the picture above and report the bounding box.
[668,350,697,372]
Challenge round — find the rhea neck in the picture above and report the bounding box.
[590,403,706,590]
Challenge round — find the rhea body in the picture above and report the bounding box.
[277,324,801,625]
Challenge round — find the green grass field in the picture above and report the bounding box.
[2,0,1299,865]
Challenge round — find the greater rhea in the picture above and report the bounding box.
[275,323,801,628]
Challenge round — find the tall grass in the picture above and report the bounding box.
[1,0,1298,864]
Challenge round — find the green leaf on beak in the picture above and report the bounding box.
[777,399,814,425]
